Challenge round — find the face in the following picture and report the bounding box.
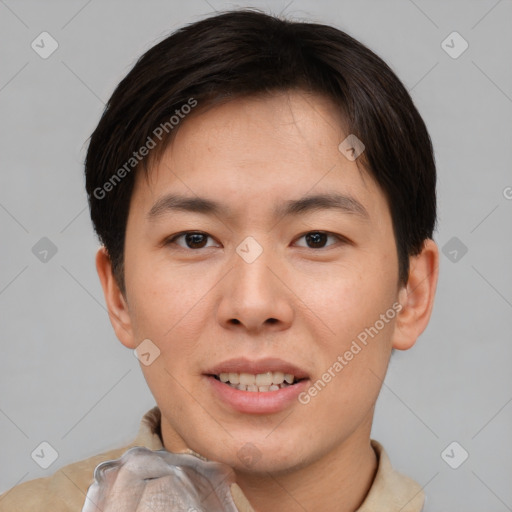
[115,91,407,474]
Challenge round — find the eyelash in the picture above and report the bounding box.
[164,230,348,250]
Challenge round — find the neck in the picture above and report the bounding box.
[234,414,378,512]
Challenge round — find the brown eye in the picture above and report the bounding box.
[184,232,208,248]
[166,231,217,249]
[295,231,342,249]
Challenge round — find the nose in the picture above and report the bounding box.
[216,240,294,334]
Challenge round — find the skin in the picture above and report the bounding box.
[96,90,439,512]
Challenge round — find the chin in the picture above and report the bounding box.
[201,430,312,474]
[231,449,313,476]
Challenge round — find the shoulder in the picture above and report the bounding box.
[0,406,163,511]
[0,444,131,511]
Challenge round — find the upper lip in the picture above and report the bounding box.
[205,357,310,380]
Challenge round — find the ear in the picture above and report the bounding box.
[95,246,137,349]
[392,239,439,351]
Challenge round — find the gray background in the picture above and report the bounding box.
[1,0,511,510]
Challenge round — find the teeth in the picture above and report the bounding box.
[218,372,295,387]
[239,373,255,386]
[255,372,273,386]
[272,371,284,384]
[235,382,290,392]
[214,371,302,392]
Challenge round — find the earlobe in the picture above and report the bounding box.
[95,247,137,349]
[392,239,439,351]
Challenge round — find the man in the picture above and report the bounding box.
[0,9,438,511]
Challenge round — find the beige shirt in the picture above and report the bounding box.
[0,406,425,511]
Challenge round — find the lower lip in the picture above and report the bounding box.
[205,376,310,414]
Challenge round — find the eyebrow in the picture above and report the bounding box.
[147,192,370,222]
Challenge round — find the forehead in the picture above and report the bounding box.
[131,91,389,227]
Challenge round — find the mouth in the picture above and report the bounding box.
[204,358,310,414]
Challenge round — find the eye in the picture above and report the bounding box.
[294,231,344,249]
[165,231,219,249]
[164,230,346,251]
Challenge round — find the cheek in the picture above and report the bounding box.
[294,253,397,418]
[126,248,198,329]
[297,254,395,341]
[300,290,396,435]
[126,260,217,367]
